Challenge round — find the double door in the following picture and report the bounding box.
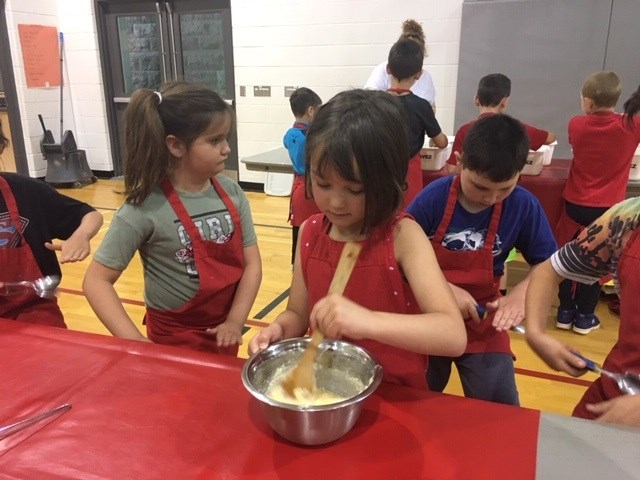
[97,0,236,177]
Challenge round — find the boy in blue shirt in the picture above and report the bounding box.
[283,87,322,265]
[407,114,557,405]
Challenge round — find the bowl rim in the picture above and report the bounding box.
[241,337,383,411]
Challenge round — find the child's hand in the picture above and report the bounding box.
[449,284,482,322]
[309,294,372,340]
[525,331,586,376]
[45,236,92,264]
[586,395,640,427]
[486,294,525,331]
[207,321,243,348]
[248,323,283,355]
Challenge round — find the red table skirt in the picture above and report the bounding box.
[0,320,540,479]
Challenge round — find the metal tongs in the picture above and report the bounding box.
[509,322,640,395]
[0,403,71,440]
[573,354,640,395]
[1,275,61,299]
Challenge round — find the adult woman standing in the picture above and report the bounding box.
[364,19,436,108]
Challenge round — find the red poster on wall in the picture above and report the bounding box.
[18,24,60,88]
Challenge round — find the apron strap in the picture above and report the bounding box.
[0,176,26,246]
[432,175,462,244]
[431,174,504,252]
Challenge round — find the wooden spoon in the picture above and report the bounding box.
[281,241,362,399]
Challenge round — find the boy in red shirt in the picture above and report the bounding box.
[445,74,555,174]
[556,73,640,334]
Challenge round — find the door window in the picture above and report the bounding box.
[117,15,163,93]
[179,13,226,93]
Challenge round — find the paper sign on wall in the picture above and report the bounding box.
[18,24,60,88]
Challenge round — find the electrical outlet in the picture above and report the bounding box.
[284,86,298,97]
[253,86,271,97]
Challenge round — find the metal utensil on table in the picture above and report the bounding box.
[0,403,71,440]
[1,275,61,299]
[511,325,640,395]
[572,353,640,395]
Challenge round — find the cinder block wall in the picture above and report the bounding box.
[4,0,464,180]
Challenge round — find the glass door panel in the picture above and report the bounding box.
[179,13,226,93]
[117,15,164,93]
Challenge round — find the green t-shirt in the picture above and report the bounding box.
[94,175,257,310]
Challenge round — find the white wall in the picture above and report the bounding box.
[5,0,463,181]
[231,0,463,183]
[4,0,111,176]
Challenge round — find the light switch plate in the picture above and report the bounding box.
[284,86,298,97]
[253,86,271,97]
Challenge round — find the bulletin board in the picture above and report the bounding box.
[17,24,60,88]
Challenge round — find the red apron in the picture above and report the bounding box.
[573,226,640,418]
[144,177,244,355]
[301,213,427,389]
[430,175,511,355]
[555,202,584,247]
[289,174,321,227]
[0,176,65,327]
[404,152,423,208]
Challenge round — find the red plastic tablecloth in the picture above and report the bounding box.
[423,160,571,241]
[0,320,540,479]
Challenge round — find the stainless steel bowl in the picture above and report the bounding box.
[242,337,383,445]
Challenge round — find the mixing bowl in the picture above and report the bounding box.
[242,337,383,445]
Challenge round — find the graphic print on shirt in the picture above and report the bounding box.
[173,209,234,277]
[0,212,28,248]
[440,228,503,256]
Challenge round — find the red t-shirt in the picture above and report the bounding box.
[563,112,640,207]
[446,112,549,165]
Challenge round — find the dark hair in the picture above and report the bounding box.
[387,38,424,81]
[289,87,322,117]
[123,81,233,205]
[305,89,409,233]
[623,84,640,129]
[476,74,511,107]
[0,118,8,154]
[582,71,621,108]
[461,114,529,182]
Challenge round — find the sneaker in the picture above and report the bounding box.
[556,308,577,330]
[572,313,601,335]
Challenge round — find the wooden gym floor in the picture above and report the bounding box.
[56,179,620,417]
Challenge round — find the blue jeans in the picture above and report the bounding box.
[427,353,520,406]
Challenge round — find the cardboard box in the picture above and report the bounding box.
[420,136,455,171]
[521,146,549,176]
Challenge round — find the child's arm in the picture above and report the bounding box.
[206,243,262,348]
[45,210,103,263]
[82,260,149,342]
[430,132,448,149]
[248,224,310,354]
[309,219,466,356]
[524,259,587,375]
[544,131,556,144]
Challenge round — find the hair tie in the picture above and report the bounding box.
[154,91,162,104]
